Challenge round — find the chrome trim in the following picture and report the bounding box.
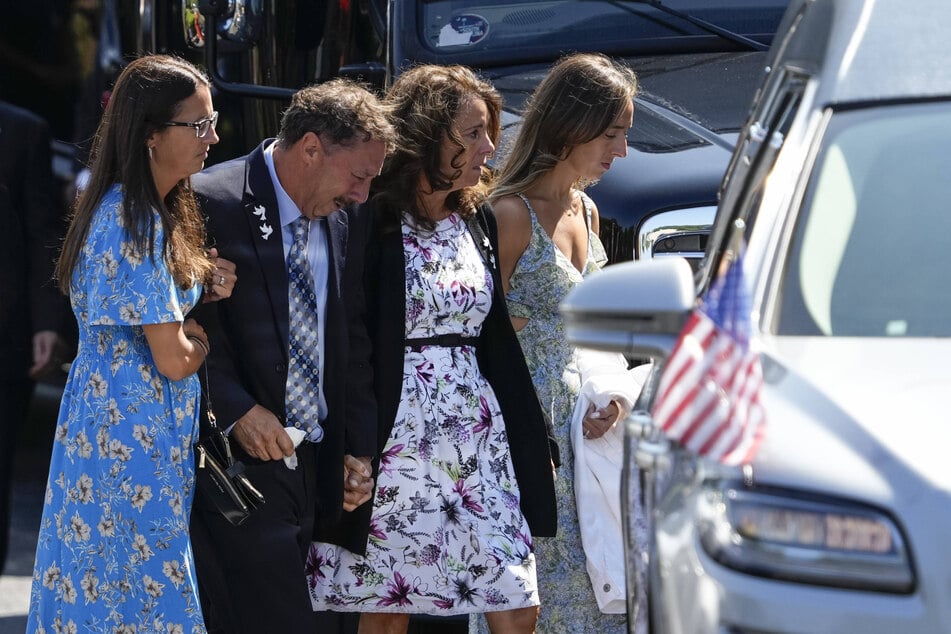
[638,206,717,261]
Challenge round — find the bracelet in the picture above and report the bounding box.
[186,334,209,357]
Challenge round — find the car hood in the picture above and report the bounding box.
[752,336,951,504]
[493,51,766,153]
[493,51,769,240]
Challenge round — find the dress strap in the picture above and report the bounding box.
[578,190,595,231]
[516,192,539,224]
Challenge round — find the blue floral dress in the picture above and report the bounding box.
[307,212,537,616]
[472,191,625,633]
[28,185,206,633]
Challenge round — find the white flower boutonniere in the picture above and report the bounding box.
[252,204,273,240]
[482,235,496,268]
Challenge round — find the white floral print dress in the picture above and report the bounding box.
[307,212,538,616]
[28,184,206,634]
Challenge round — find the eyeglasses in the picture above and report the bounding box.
[162,111,219,138]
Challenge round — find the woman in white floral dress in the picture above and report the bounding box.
[307,65,557,634]
[472,53,643,634]
[27,55,235,633]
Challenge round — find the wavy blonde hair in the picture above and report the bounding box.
[370,64,502,231]
[492,53,637,200]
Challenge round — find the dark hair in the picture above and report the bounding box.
[493,53,637,198]
[276,78,396,151]
[56,54,214,293]
[371,64,502,231]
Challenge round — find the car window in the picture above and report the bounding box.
[416,0,788,63]
[702,69,806,292]
[778,101,951,337]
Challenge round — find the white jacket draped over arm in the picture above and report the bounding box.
[570,349,651,615]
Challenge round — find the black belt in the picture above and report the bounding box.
[405,334,478,348]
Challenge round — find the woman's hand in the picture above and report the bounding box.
[343,455,374,511]
[203,247,237,302]
[183,318,210,357]
[581,399,628,440]
[143,319,208,381]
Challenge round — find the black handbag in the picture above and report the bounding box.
[195,362,265,526]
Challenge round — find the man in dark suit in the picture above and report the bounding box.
[189,80,395,634]
[0,99,71,572]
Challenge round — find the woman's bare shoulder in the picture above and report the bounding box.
[491,194,531,233]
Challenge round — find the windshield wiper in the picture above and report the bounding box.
[611,0,769,52]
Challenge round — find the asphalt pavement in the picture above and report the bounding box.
[0,478,44,633]
[0,382,59,634]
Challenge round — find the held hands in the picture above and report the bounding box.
[581,399,629,440]
[233,404,296,461]
[202,247,237,302]
[343,455,373,511]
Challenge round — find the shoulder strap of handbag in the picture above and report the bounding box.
[465,205,496,271]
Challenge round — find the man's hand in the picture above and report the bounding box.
[29,330,65,380]
[232,404,295,460]
[342,455,373,511]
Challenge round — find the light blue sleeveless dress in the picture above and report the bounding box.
[28,185,206,633]
[471,190,626,633]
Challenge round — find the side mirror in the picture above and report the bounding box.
[638,205,715,272]
[562,257,695,626]
[560,258,695,359]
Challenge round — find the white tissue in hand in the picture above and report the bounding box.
[283,427,307,469]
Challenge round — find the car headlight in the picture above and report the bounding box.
[698,484,914,593]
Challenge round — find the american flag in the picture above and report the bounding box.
[651,251,766,466]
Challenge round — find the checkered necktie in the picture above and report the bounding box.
[285,216,324,443]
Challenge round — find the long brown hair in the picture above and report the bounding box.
[56,54,214,293]
[371,64,502,231]
[492,53,638,200]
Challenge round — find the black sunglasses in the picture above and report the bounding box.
[162,111,219,138]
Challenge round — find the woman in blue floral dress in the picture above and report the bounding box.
[472,53,642,634]
[307,65,557,634]
[27,54,234,633]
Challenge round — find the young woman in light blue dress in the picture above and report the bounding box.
[472,53,642,634]
[27,54,235,633]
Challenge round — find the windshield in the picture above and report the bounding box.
[777,102,951,338]
[415,0,788,65]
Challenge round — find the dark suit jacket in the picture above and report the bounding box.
[0,100,69,380]
[345,201,558,553]
[191,140,377,549]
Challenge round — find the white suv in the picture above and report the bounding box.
[562,0,951,631]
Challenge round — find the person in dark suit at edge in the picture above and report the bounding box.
[0,99,72,573]
[188,79,396,634]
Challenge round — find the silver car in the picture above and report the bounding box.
[562,0,951,631]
